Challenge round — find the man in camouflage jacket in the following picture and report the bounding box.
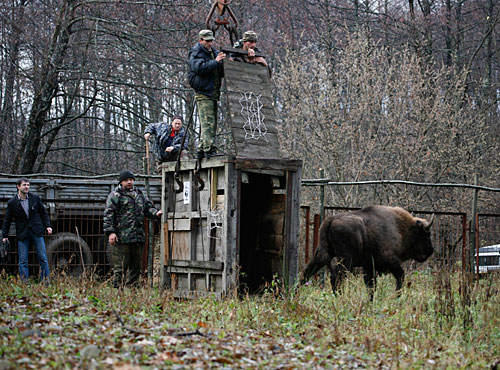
[103,170,162,287]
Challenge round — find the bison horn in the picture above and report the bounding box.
[425,213,435,228]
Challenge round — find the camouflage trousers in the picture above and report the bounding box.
[195,97,218,152]
[112,242,143,288]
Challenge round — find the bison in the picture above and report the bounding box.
[301,205,434,295]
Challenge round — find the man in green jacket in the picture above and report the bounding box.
[103,170,162,287]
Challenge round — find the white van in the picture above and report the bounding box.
[475,245,500,274]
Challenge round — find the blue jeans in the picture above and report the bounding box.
[18,234,50,283]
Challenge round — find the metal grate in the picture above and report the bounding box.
[477,214,500,248]
[0,198,110,278]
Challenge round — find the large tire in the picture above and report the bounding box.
[46,233,93,278]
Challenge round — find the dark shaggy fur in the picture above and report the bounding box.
[301,205,434,295]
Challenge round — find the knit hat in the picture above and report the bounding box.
[118,170,135,183]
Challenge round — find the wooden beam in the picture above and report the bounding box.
[167,259,224,271]
[221,46,266,58]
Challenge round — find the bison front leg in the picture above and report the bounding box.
[391,264,405,292]
[362,267,377,301]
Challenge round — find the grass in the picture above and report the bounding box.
[0,269,499,369]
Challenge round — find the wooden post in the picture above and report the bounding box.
[469,174,479,275]
[160,166,169,290]
[223,160,239,293]
[284,167,301,288]
[143,159,154,285]
[319,168,325,224]
[317,169,327,284]
[461,214,467,276]
[475,213,479,277]
[210,168,218,210]
[312,214,320,255]
[145,140,151,176]
[305,207,310,265]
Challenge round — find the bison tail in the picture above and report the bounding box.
[301,218,334,284]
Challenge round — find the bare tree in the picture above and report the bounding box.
[11,0,78,173]
[0,0,27,166]
[0,0,199,175]
[275,30,489,211]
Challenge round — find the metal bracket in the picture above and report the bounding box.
[205,0,240,45]
[193,160,205,192]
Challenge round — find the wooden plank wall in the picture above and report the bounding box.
[161,160,227,295]
[223,60,282,159]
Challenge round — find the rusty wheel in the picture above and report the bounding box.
[46,233,92,277]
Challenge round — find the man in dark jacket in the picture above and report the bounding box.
[2,178,52,282]
[103,170,162,287]
[144,115,188,163]
[188,29,226,159]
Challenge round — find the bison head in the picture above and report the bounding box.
[412,214,434,262]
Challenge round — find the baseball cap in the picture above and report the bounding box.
[242,30,258,42]
[199,29,215,41]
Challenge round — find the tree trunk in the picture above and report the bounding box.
[12,0,76,174]
[1,1,26,168]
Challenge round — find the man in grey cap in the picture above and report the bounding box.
[188,29,226,159]
[231,30,268,67]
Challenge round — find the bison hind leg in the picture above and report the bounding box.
[392,265,405,292]
[328,263,344,292]
[328,258,354,293]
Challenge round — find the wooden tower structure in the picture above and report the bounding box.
[159,59,302,297]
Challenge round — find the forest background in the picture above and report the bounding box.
[1,0,499,213]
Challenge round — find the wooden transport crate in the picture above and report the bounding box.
[160,157,302,297]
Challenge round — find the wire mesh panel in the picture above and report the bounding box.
[477,214,500,248]
[48,200,108,277]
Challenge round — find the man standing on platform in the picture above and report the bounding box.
[188,29,226,159]
[231,30,268,67]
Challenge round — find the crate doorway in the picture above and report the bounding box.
[239,171,286,293]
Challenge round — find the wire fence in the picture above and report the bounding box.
[300,177,500,276]
[2,178,500,281]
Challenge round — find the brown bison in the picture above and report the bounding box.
[301,205,434,294]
